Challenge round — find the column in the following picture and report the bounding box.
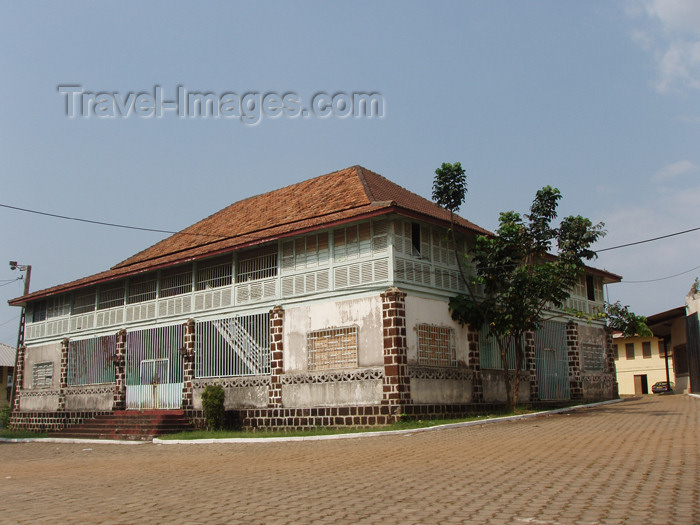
[567,321,583,400]
[381,287,411,410]
[113,329,127,410]
[57,338,69,411]
[467,326,483,402]
[268,306,284,408]
[182,319,196,411]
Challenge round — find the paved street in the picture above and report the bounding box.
[0,395,698,524]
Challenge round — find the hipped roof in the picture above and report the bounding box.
[9,166,490,305]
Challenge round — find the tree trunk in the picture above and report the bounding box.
[500,337,514,412]
[512,334,525,412]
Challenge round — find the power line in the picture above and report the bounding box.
[0,277,22,288]
[616,264,700,284]
[0,203,227,239]
[3,201,700,255]
[0,315,19,328]
[597,225,700,252]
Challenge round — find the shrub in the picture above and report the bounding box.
[201,384,225,431]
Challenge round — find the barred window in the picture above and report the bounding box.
[237,245,278,283]
[98,281,125,310]
[417,324,456,367]
[68,336,116,386]
[72,288,96,315]
[478,328,525,370]
[160,265,193,297]
[642,341,652,359]
[307,326,358,371]
[195,313,270,378]
[127,273,157,304]
[196,255,233,290]
[582,343,604,371]
[613,344,619,360]
[625,343,635,360]
[32,362,53,388]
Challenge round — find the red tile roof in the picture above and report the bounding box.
[9,166,490,304]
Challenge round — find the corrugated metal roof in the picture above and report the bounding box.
[0,343,16,368]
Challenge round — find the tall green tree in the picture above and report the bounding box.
[433,163,606,410]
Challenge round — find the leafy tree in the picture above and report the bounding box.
[603,301,652,338]
[433,163,606,410]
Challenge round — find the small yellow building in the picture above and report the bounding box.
[613,306,689,395]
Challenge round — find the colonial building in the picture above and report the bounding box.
[8,166,620,431]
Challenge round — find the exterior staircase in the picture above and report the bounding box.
[48,410,194,441]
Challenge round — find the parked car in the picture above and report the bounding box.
[651,381,674,394]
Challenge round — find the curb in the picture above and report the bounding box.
[0,436,146,445]
[0,398,629,446]
[152,398,626,445]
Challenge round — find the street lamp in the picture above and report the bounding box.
[9,261,31,412]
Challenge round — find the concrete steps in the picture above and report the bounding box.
[48,410,194,441]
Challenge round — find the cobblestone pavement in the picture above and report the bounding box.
[0,395,698,525]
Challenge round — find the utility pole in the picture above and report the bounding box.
[9,261,31,413]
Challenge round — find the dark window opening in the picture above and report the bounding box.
[625,343,635,360]
[586,275,596,301]
[32,301,47,323]
[642,341,652,359]
[411,222,421,255]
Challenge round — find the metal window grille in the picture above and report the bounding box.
[196,255,233,290]
[125,325,184,387]
[72,289,96,314]
[68,335,116,385]
[307,326,358,371]
[582,343,604,371]
[237,245,278,283]
[195,313,270,378]
[98,282,125,310]
[417,324,456,367]
[125,324,185,409]
[642,341,652,359]
[478,326,525,370]
[127,274,158,303]
[626,343,635,360]
[160,265,193,297]
[32,362,54,388]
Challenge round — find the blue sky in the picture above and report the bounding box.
[1,1,699,345]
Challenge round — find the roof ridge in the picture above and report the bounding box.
[111,165,370,269]
[355,165,378,203]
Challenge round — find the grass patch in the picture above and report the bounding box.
[161,408,541,440]
[0,429,48,439]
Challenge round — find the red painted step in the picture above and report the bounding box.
[48,410,194,441]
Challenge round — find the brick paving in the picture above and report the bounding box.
[0,395,698,524]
